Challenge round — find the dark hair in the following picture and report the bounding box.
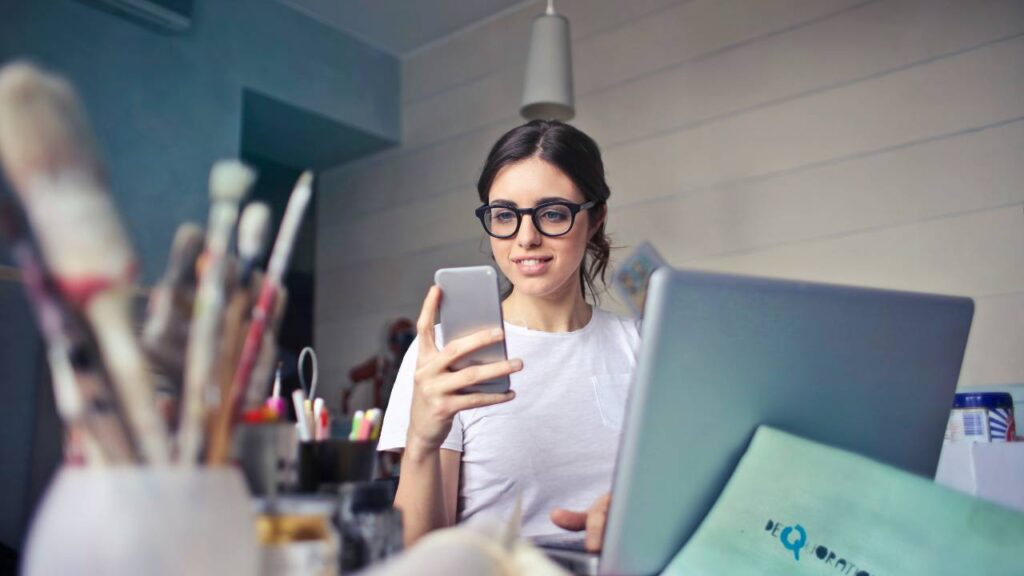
[477,120,612,301]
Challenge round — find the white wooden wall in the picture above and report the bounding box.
[315,0,1024,408]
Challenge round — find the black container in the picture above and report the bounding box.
[297,439,377,492]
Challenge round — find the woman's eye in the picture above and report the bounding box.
[493,210,516,223]
[540,209,568,222]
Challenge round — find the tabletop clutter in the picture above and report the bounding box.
[0,61,399,575]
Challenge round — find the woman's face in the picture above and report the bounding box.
[486,156,595,300]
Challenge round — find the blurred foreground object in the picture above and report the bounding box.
[206,171,313,464]
[362,514,567,576]
[143,222,204,432]
[0,201,137,464]
[22,467,258,576]
[178,160,254,465]
[0,61,169,463]
[0,59,321,575]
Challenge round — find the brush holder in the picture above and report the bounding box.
[22,466,259,576]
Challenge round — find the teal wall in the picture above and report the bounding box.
[1,0,399,280]
[0,0,399,551]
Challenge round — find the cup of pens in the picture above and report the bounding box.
[296,408,382,492]
[0,63,319,575]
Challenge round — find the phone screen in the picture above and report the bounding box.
[434,266,510,394]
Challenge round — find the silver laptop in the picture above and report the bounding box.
[540,268,973,575]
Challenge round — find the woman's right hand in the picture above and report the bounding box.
[406,285,522,454]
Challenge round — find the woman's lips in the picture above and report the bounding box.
[512,256,552,276]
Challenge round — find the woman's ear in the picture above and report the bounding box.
[589,204,607,238]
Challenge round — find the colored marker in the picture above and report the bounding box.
[313,398,324,441]
[265,363,285,417]
[349,410,364,441]
[316,402,330,441]
[356,412,374,441]
[292,389,311,442]
[301,399,313,439]
[367,408,383,441]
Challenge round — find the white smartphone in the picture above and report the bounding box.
[434,265,511,394]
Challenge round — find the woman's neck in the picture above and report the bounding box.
[502,283,593,333]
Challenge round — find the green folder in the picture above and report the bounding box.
[664,426,1024,576]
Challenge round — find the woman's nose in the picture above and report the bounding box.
[516,214,542,247]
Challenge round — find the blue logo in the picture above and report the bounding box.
[780,524,807,560]
[764,519,873,575]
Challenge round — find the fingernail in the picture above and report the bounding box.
[510,358,523,370]
[491,328,503,337]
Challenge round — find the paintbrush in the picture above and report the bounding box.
[204,202,271,464]
[236,202,271,287]
[177,160,254,465]
[242,287,288,408]
[142,222,204,396]
[217,202,271,396]
[207,282,288,463]
[0,61,170,464]
[208,172,312,464]
[0,201,137,465]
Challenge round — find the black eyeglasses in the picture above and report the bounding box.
[475,200,597,239]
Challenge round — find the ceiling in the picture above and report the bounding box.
[278,0,535,56]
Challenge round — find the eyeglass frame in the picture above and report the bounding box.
[474,199,598,239]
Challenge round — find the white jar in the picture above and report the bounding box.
[22,466,259,576]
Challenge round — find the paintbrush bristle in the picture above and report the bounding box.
[0,62,101,192]
[237,202,271,261]
[209,160,255,203]
[0,61,134,280]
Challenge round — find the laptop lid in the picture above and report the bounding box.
[600,268,974,575]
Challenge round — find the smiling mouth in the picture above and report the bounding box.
[511,256,553,265]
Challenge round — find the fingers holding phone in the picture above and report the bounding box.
[407,277,520,452]
[422,326,508,379]
[414,284,443,357]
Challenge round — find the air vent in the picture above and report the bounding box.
[86,0,193,33]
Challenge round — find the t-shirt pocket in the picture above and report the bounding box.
[591,373,632,430]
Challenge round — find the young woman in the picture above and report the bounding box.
[378,120,640,551]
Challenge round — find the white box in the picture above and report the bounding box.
[935,440,1024,513]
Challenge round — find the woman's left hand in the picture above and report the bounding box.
[549,493,611,552]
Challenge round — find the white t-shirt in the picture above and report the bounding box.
[378,307,641,537]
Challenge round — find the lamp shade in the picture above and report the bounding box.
[520,11,574,121]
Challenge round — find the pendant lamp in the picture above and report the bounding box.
[520,0,574,121]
